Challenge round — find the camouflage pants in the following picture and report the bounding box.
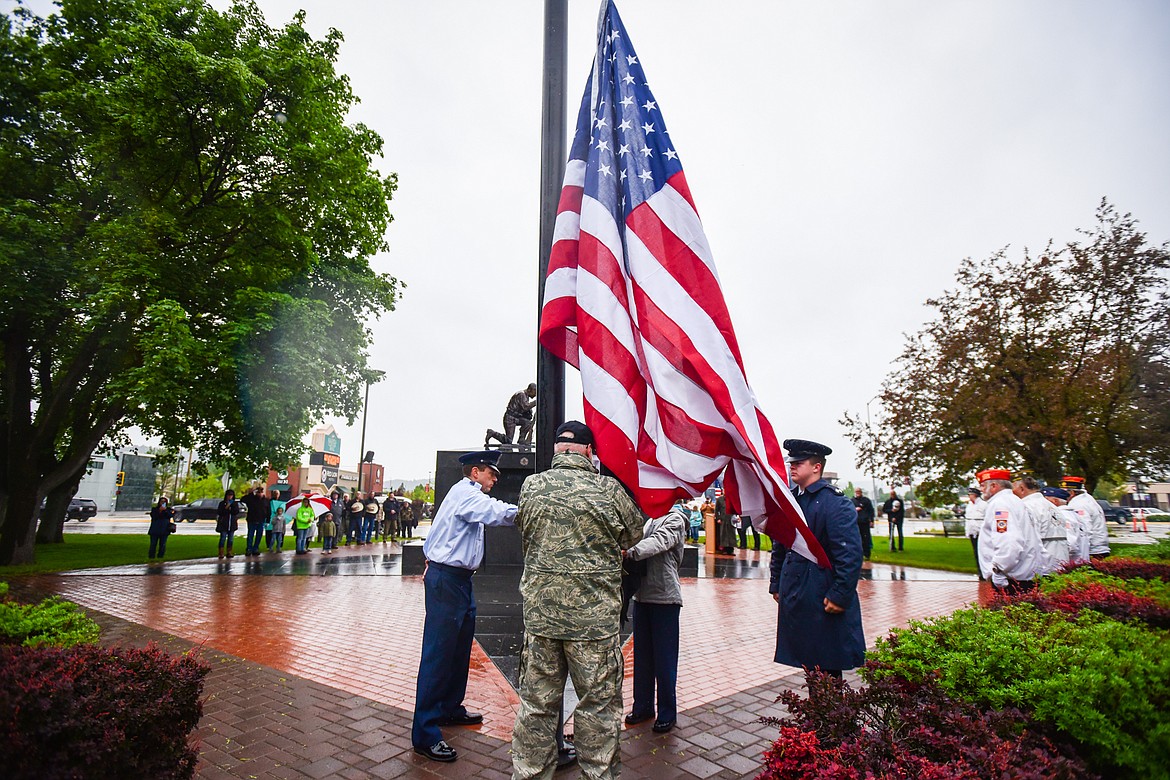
[512,632,623,780]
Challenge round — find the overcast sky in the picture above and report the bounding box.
[237,0,1167,492]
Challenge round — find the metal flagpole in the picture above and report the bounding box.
[536,0,569,472]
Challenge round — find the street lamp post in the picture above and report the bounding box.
[865,394,881,501]
[357,370,385,495]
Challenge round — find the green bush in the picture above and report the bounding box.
[0,586,100,648]
[866,604,1170,778]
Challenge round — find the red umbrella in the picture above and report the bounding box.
[283,492,333,516]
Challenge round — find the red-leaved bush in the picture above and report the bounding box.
[757,669,1095,780]
[0,642,208,780]
[1062,558,1170,581]
[1006,582,1170,628]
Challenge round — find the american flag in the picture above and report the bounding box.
[539,1,827,567]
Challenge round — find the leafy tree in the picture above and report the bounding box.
[845,202,1170,506]
[0,0,398,564]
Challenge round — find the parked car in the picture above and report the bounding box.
[65,498,98,522]
[173,497,248,523]
[1131,507,1167,521]
[1097,500,1131,525]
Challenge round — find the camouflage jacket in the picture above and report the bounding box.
[516,452,644,640]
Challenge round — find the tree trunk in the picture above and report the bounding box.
[1,486,42,565]
[35,473,83,544]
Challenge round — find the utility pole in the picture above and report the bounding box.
[536,0,568,472]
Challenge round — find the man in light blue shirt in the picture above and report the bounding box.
[412,450,517,763]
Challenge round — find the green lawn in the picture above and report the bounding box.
[1,534,235,576]
[703,532,980,573]
[2,531,1144,578]
[867,535,979,573]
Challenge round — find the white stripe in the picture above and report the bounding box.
[562,159,586,188]
[637,460,694,491]
[578,194,625,273]
[542,266,579,309]
[638,391,727,482]
[553,209,582,244]
[575,268,639,370]
[649,182,719,282]
[579,352,640,446]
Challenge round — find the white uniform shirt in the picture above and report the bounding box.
[965,497,987,538]
[977,488,1044,587]
[1022,491,1066,574]
[422,477,518,570]
[1068,491,1109,556]
[1057,505,1090,563]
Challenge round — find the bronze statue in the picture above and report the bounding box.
[486,382,537,449]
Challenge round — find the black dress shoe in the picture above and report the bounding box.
[438,711,483,726]
[652,719,676,733]
[414,740,457,762]
[624,711,654,725]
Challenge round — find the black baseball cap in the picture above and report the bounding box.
[555,420,594,447]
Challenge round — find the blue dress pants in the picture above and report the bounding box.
[412,562,476,748]
[631,601,681,723]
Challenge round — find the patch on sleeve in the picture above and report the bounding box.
[994,509,1009,533]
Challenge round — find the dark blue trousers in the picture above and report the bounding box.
[631,602,681,722]
[412,563,476,748]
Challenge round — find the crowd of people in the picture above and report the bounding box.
[962,470,1107,594]
[143,485,429,560]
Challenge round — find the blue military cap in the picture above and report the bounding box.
[782,439,832,462]
[459,450,502,475]
[1041,486,1070,501]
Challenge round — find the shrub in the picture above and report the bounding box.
[0,643,208,780]
[1040,568,1170,607]
[757,670,1094,779]
[1011,581,1170,629]
[866,605,1170,778]
[0,590,101,648]
[1071,556,1170,580]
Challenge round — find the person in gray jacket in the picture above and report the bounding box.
[623,502,687,734]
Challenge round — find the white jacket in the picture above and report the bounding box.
[1022,491,1067,574]
[978,489,1045,586]
[965,497,986,538]
[1068,492,1109,556]
[1058,505,1090,563]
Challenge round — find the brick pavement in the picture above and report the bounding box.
[14,545,984,778]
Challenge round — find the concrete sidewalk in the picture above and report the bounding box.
[13,544,984,778]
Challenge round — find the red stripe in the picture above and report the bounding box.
[627,195,745,368]
[558,183,583,215]
[665,170,697,215]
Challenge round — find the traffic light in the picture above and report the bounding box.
[115,471,125,487]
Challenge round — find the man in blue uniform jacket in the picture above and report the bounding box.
[769,439,865,678]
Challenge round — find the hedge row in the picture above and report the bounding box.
[760,549,1170,779]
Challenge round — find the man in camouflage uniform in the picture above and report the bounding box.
[511,421,643,780]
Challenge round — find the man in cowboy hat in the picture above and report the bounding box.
[1060,475,1109,559]
[412,450,517,764]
